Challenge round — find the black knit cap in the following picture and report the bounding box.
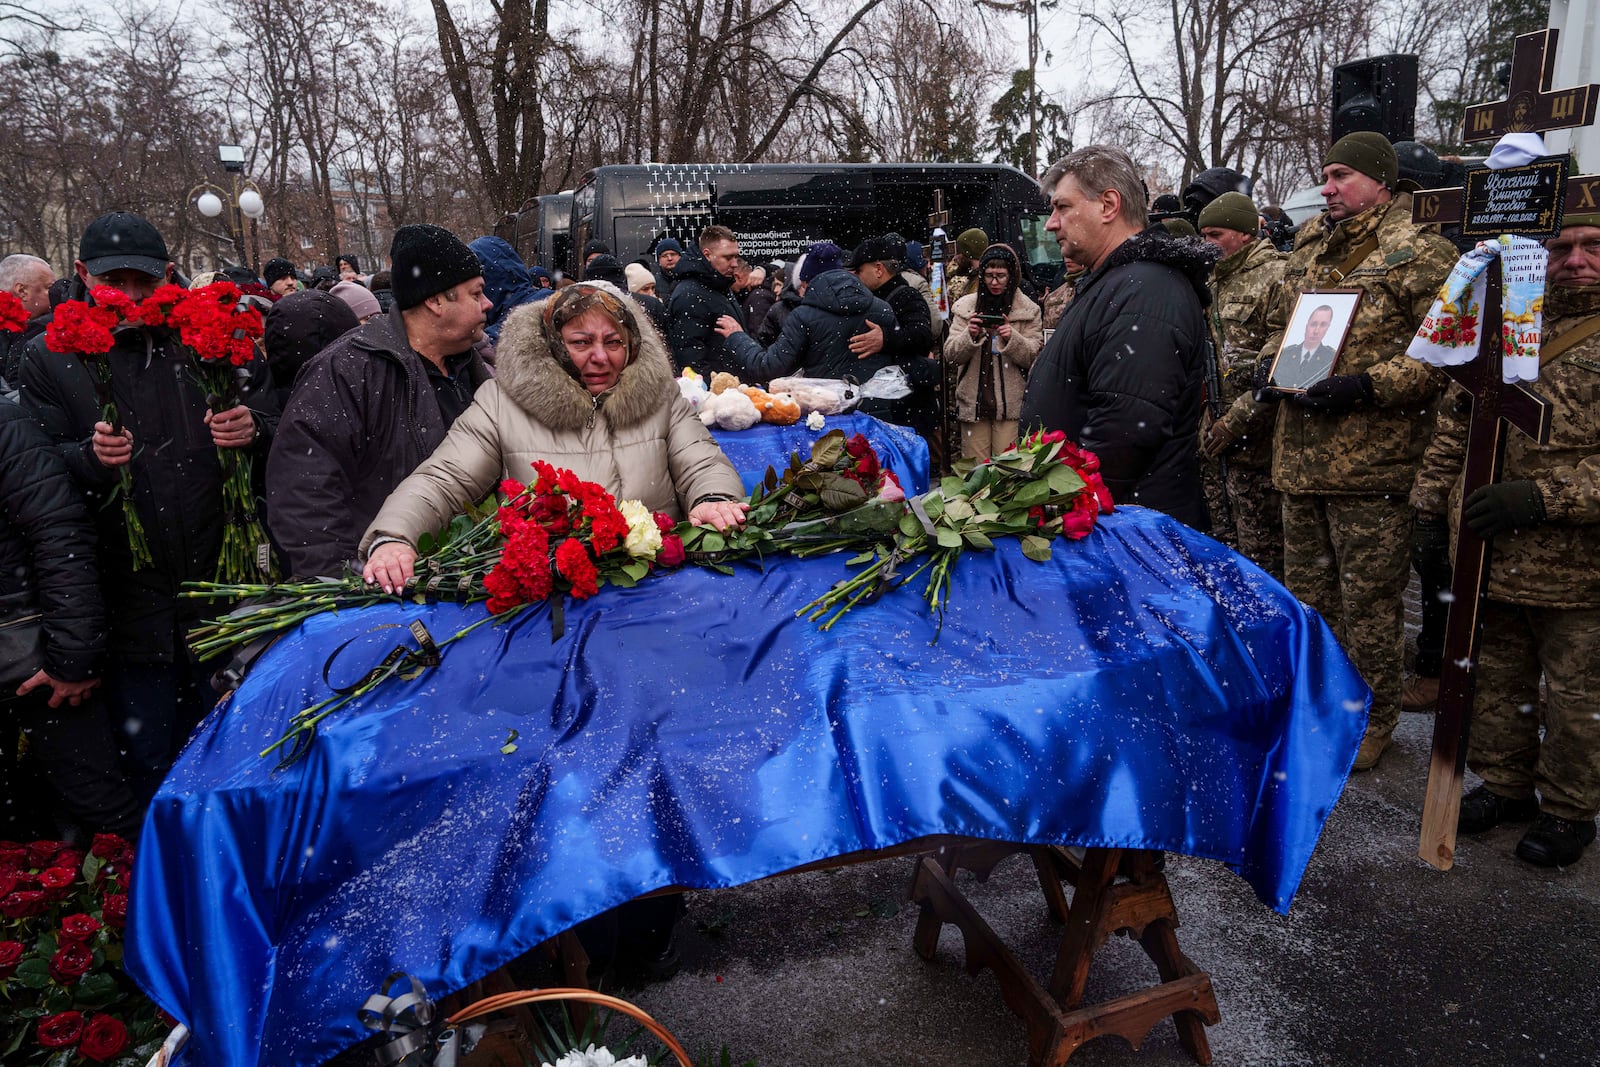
[390,224,483,310]
[262,257,297,284]
[582,254,628,289]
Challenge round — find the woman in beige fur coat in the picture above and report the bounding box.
[362,284,747,591]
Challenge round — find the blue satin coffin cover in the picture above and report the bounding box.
[125,507,1368,1066]
[710,413,931,494]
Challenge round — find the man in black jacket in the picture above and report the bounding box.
[715,242,897,383]
[666,225,745,376]
[19,211,278,799]
[267,223,492,578]
[847,233,937,432]
[1020,145,1215,529]
[0,397,141,838]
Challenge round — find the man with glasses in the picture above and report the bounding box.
[1409,213,1600,866]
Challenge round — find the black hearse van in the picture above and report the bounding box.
[555,162,1060,283]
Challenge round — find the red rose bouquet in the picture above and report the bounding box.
[0,835,170,1065]
[45,282,271,582]
[484,462,681,618]
[784,429,1112,630]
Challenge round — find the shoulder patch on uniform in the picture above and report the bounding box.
[1570,355,1600,374]
[1384,248,1415,267]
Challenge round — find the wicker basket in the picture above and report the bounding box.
[446,988,693,1067]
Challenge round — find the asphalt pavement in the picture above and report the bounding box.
[623,711,1599,1067]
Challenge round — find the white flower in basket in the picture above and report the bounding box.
[543,1044,649,1067]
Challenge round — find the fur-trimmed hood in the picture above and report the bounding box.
[1082,227,1220,307]
[492,295,677,433]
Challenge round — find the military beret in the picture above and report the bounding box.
[1324,132,1399,190]
[1198,192,1260,235]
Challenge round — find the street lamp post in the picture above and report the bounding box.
[191,144,266,273]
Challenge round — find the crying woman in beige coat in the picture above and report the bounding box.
[361,283,748,592]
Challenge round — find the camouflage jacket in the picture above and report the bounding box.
[1410,283,1600,608]
[1042,270,1083,330]
[1204,238,1285,470]
[945,269,978,308]
[1224,194,1456,495]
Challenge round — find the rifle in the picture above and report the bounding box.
[1202,335,1232,529]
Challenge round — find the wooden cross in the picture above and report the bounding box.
[1406,27,1596,871]
[1462,31,1596,141]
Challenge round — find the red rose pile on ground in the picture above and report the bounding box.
[0,834,167,1064]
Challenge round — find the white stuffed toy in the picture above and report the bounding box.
[698,387,762,431]
[677,368,710,411]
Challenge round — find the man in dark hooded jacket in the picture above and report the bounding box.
[652,238,684,302]
[1020,146,1216,529]
[470,235,552,344]
[666,225,745,376]
[267,224,492,578]
[261,289,360,410]
[757,263,802,346]
[715,242,896,383]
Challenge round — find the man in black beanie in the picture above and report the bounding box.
[263,257,300,297]
[266,223,492,577]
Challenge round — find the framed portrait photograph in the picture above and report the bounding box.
[1269,289,1363,391]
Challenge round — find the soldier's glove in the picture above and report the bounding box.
[1291,373,1375,413]
[1463,480,1546,539]
[1202,420,1239,458]
[1411,512,1450,572]
[1252,358,1287,402]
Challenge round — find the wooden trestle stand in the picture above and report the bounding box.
[909,842,1218,1065]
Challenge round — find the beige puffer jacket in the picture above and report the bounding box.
[361,298,745,554]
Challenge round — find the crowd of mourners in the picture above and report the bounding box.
[1,134,1597,879]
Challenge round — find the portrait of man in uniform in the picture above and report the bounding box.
[1270,290,1361,390]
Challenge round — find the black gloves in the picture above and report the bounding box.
[1251,358,1279,401]
[1463,480,1546,539]
[1291,373,1375,413]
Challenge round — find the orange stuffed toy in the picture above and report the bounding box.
[738,385,802,425]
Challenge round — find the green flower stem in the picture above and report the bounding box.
[259,603,529,766]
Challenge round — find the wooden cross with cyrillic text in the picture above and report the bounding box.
[1407,28,1596,870]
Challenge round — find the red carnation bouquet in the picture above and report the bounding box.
[0,291,29,334]
[45,283,270,581]
[0,835,172,1064]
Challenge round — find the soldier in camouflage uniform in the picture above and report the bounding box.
[1206,133,1458,770]
[1041,260,1084,331]
[943,228,989,308]
[1409,216,1600,866]
[1197,192,1286,576]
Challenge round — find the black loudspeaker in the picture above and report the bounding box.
[1332,55,1419,143]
